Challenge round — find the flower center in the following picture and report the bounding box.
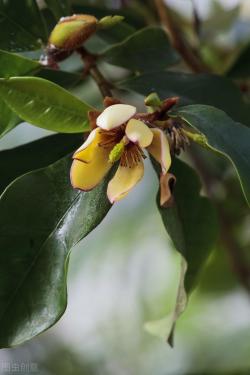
[120,143,146,168]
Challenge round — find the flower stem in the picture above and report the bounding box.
[77,47,113,98]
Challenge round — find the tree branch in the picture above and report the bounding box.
[77,47,113,98]
[154,0,210,73]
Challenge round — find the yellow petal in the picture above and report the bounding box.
[107,161,144,203]
[73,128,103,163]
[96,104,136,130]
[73,128,98,157]
[147,129,171,174]
[71,145,112,191]
[125,119,153,148]
[160,173,176,207]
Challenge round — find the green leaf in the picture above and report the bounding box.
[170,105,250,206]
[44,0,71,20]
[0,98,20,138]
[0,0,47,51]
[119,71,250,125]
[0,155,112,348]
[227,44,250,78]
[102,27,179,72]
[146,159,217,342]
[0,49,40,78]
[36,68,82,89]
[0,133,82,194]
[0,77,93,133]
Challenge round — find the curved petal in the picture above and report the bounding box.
[96,104,136,130]
[74,128,98,157]
[125,119,153,148]
[147,129,171,174]
[71,145,112,191]
[160,173,176,207]
[73,128,104,163]
[107,161,144,203]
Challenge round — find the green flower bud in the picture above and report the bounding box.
[144,92,162,108]
[109,142,125,163]
[98,15,124,29]
[49,14,98,51]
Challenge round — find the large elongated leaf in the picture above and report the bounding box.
[0,0,47,40]
[119,71,250,125]
[0,77,93,133]
[0,49,40,78]
[0,133,82,194]
[102,27,179,72]
[0,98,20,138]
[170,105,250,206]
[0,0,46,51]
[0,51,41,137]
[0,155,112,347]
[146,159,217,342]
[44,0,71,20]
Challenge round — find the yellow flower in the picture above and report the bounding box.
[70,103,171,203]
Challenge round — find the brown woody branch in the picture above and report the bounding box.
[154,0,210,73]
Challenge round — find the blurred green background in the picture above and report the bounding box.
[1,0,250,374]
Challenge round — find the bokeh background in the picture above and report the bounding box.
[1,0,250,374]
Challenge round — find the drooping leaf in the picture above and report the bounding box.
[0,133,83,194]
[44,0,72,20]
[102,27,180,72]
[0,155,112,348]
[146,159,217,342]
[119,71,250,125]
[0,98,20,138]
[0,49,40,78]
[227,44,250,78]
[0,77,93,133]
[170,105,250,206]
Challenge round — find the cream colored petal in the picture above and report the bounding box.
[74,128,98,155]
[147,128,171,174]
[125,119,153,148]
[107,161,144,203]
[96,104,136,130]
[70,145,112,191]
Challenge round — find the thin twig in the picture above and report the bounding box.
[154,0,210,73]
[89,66,113,98]
[77,47,113,98]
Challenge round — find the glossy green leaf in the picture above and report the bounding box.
[0,0,47,51]
[227,44,250,78]
[44,0,71,20]
[97,21,135,45]
[0,49,40,78]
[0,133,82,194]
[170,105,250,206]
[0,155,112,348]
[0,98,20,138]
[36,68,82,89]
[146,159,217,342]
[102,27,179,72]
[119,71,250,125]
[0,0,47,40]
[0,77,93,133]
